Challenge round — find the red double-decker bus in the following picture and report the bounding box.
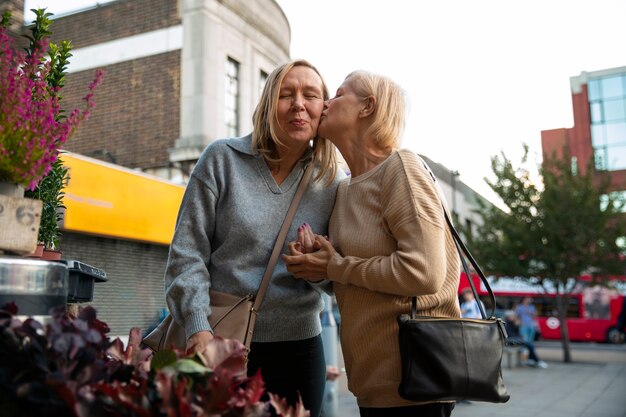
[459,274,626,343]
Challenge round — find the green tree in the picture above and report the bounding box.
[469,145,625,362]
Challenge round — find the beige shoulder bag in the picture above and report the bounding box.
[143,162,315,352]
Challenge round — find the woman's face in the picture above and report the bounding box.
[274,66,325,149]
[318,76,363,144]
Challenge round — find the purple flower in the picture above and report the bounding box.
[0,27,104,189]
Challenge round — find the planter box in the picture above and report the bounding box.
[0,194,42,255]
[60,260,107,303]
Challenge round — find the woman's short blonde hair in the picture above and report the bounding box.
[252,59,338,186]
[345,70,408,152]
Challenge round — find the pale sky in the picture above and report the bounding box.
[25,0,626,204]
[275,0,626,203]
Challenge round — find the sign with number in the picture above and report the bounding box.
[0,194,42,255]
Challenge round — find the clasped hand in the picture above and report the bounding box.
[282,223,335,282]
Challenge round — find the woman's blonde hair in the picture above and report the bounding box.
[252,59,338,186]
[345,70,408,152]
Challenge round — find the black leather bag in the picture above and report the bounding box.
[397,314,510,402]
[397,159,510,403]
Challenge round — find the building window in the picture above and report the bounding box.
[259,70,268,99]
[225,57,240,137]
[571,156,578,175]
[588,73,626,171]
[600,191,626,214]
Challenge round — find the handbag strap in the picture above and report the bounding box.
[410,158,497,320]
[444,210,495,319]
[252,160,315,313]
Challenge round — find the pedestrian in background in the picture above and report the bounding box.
[504,310,548,368]
[164,59,344,417]
[515,296,538,343]
[460,287,484,319]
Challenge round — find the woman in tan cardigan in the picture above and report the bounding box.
[283,70,461,417]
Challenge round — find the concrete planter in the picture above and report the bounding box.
[0,182,42,256]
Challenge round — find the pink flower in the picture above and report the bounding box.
[0,27,104,189]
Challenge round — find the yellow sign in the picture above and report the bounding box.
[61,152,184,245]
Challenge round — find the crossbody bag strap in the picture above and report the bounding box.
[252,161,315,313]
[443,210,495,319]
[410,157,497,320]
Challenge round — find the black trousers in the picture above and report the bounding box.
[359,403,455,417]
[247,335,326,417]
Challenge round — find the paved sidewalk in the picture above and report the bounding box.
[335,347,626,417]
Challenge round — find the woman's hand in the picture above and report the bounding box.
[325,365,341,381]
[295,223,322,254]
[289,223,328,255]
[186,330,214,354]
[283,235,336,282]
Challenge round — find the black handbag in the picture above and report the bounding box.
[397,160,511,403]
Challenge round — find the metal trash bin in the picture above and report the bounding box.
[59,259,107,303]
[0,256,68,319]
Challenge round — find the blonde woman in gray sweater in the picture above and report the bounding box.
[164,60,344,417]
[283,70,461,417]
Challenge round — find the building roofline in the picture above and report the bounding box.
[570,65,626,94]
[418,154,492,207]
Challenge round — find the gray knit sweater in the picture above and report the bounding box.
[164,135,343,342]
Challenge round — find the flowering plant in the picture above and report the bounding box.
[0,303,310,417]
[0,9,103,190]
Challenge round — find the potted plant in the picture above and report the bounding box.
[0,303,309,417]
[0,9,103,256]
[25,157,68,258]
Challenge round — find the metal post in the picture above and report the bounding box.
[320,293,338,417]
[451,170,460,224]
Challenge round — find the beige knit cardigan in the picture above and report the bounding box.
[327,149,461,408]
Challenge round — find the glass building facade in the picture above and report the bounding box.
[588,71,626,171]
[542,66,626,215]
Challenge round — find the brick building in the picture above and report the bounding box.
[541,66,626,196]
[3,0,290,336]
